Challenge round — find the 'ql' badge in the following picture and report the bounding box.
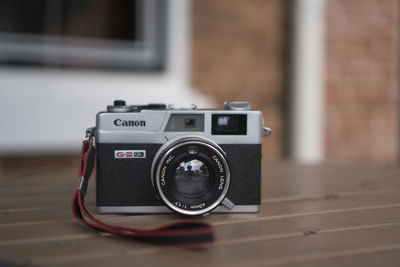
[114,150,146,159]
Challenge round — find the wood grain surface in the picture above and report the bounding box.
[0,159,399,267]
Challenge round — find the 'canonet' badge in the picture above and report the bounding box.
[115,150,146,159]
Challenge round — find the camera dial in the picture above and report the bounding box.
[224,101,251,111]
[151,136,230,215]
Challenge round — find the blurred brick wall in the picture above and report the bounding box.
[325,0,399,164]
[191,0,286,160]
[192,0,399,164]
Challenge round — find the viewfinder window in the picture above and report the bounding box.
[212,114,247,135]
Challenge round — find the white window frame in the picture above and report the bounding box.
[289,0,326,163]
[0,0,213,155]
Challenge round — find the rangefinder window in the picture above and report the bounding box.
[184,118,196,128]
[165,114,204,132]
[212,114,247,135]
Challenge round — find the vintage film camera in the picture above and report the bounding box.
[95,100,271,215]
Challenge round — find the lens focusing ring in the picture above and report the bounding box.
[151,136,230,216]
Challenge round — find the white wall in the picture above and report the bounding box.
[0,0,214,155]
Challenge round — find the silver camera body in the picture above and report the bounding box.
[95,100,271,216]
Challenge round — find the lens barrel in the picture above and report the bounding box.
[151,136,230,215]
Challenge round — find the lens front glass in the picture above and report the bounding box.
[174,159,210,196]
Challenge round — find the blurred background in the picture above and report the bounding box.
[0,0,398,167]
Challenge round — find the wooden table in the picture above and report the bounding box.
[1,159,400,266]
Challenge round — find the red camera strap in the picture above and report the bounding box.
[71,140,214,247]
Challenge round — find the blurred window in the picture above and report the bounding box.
[0,0,166,70]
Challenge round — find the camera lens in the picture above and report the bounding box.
[174,159,211,196]
[151,136,230,215]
